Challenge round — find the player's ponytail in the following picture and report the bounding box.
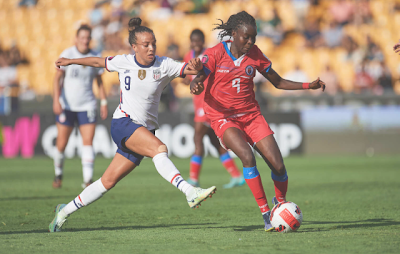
[128,17,154,45]
[213,11,256,41]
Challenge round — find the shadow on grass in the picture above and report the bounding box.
[299,218,400,232]
[0,195,74,201]
[229,218,400,232]
[0,223,217,235]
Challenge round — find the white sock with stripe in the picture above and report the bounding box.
[81,145,95,183]
[53,149,64,177]
[152,152,194,196]
[62,178,108,216]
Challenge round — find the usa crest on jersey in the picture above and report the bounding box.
[153,69,161,80]
[245,65,254,76]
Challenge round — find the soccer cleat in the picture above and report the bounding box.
[49,204,68,232]
[222,176,246,189]
[186,178,200,187]
[52,176,62,189]
[187,186,217,209]
[263,210,274,232]
[81,179,93,189]
[272,196,279,207]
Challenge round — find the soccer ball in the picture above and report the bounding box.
[270,201,303,233]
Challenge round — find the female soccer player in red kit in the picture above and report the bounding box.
[183,29,245,189]
[190,11,326,231]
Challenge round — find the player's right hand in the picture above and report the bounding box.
[190,81,204,95]
[53,101,62,115]
[55,58,71,68]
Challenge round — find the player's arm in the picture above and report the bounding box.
[55,57,106,69]
[183,58,203,75]
[96,75,108,120]
[189,69,208,95]
[52,69,65,115]
[262,68,326,91]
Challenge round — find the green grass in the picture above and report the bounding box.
[0,155,399,254]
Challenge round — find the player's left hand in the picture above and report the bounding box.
[310,77,326,91]
[55,58,71,68]
[188,58,203,71]
[100,105,108,120]
[190,81,204,95]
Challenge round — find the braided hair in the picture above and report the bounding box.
[213,11,256,41]
[128,17,154,45]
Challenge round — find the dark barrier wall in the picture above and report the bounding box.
[0,112,303,158]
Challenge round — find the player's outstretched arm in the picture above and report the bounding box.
[55,57,106,69]
[263,68,326,91]
[190,69,207,95]
[184,58,204,75]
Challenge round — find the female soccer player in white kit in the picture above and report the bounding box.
[53,25,108,188]
[49,18,216,232]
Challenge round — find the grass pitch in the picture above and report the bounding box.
[0,155,399,254]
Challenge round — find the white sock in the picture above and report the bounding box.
[54,149,64,177]
[81,145,95,183]
[152,152,194,196]
[62,178,108,216]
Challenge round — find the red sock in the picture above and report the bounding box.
[245,175,270,213]
[273,179,288,203]
[189,155,202,181]
[222,159,241,177]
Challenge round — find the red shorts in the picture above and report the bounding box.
[193,93,210,124]
[210,111,274,150]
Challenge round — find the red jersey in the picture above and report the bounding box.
[201,41,272,120]
[184,49,207,111]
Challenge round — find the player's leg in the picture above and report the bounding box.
[244,112,287,205]
[77,110,97,187]
[49,153,137,232]
[78,123,96,187]
[125,126,216,208]
[254,135,288,204]
[53,111,75,188]
[222,127,270,214]
[208,128,244,188]
[220,118,273,231]
[188,121,209,186]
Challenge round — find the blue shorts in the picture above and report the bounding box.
[56,110,97,127]
[111,117,155,166]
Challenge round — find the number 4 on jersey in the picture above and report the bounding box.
[232,78,240,93]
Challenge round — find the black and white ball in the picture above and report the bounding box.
[270,201,303,233]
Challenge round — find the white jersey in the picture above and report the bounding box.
[105,54,187,130]
[59,46,104,111]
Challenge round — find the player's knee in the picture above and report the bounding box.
[240,151,256,167]
[274,163,286,176]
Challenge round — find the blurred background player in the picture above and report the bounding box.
[49,18,216,232]
[52,25,108,189]
[190,11,325,231]
[183,29,245,189]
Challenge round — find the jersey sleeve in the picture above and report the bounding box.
[255,46,272,74]
[202,47,216,77]
[163,57,187,78]
[105,55,126,72]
